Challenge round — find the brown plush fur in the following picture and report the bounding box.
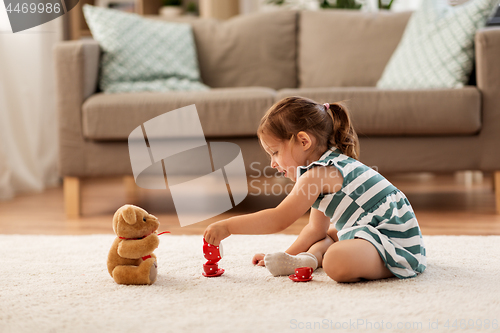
[107,204,160,285]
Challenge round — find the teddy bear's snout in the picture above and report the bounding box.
[147,214,160,229]
[144,214,159,225]
[149,214,158,221]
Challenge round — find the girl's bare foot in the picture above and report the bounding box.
[252,253,266,266]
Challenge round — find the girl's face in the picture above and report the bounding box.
[260,132,314,182]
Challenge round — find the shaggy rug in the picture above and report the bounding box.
[0,234,499,333]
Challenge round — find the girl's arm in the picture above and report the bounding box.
[285,208,331,255]
[203,166,340,245]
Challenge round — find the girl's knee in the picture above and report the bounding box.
[322,245,354,283]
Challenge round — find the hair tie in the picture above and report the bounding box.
[323,103,330,110]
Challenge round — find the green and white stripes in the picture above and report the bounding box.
[377,0,499,89]
[298,148,426,279]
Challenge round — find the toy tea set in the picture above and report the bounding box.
[107,204,313,285]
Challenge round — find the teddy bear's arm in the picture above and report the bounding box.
[117,234,160,259]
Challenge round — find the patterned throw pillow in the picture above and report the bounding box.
[377,0,499,89]
[82,5,208,93]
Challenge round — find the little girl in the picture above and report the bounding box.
[204,96,426,282]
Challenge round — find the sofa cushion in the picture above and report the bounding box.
[377,0,499,89]
[276,87,481,136]
[154,11,298,90]
[82,87,276,140]
[299,10,411,88]
[82,5,208,93]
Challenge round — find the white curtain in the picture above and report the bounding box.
[0,3,62,200]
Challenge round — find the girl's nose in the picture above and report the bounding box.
[270,158,277,169]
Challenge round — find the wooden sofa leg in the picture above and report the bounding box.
[64,177,81,219]
[124,176,140,204]
[494,172,500,214]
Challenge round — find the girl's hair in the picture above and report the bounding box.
[257,96,360,159]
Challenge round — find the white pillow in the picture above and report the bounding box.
[377,0,499,89]
[83,5,208,93]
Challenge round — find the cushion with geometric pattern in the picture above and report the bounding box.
[82,5,209,93]
[377,0,499,89]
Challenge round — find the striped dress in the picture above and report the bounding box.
[297,147,426,279]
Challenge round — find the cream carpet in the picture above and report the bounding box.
[0,234,499,333]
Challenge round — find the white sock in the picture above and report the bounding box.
[264,252,318,277]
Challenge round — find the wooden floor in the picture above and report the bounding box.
[1,172,500,236]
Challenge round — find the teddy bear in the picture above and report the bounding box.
[107,204,160,285]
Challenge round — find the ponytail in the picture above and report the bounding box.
[325,102,360,160]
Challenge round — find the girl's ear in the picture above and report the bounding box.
[296,131,313,150]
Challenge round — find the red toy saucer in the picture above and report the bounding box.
[289,273,312,282]
[203,268,225,277]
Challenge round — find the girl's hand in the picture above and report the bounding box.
[252,253,266,266]
[204,221,231,246]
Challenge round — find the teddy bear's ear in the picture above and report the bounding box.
[121,205,137,225]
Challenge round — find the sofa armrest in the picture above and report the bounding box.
[54,40,100,100]
[476,27,500,90]
[81,40,100,100]
[53,40,100,176]
[475,27,500,170]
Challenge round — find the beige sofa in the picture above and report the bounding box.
[54,10,500,218]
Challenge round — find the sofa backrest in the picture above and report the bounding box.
[177,11,298,90]
[299,10,412,88]
[156,10,411,90]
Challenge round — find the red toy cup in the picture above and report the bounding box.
[295,267,313,280]
[203,239,223,264]
[203,263,219,276]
